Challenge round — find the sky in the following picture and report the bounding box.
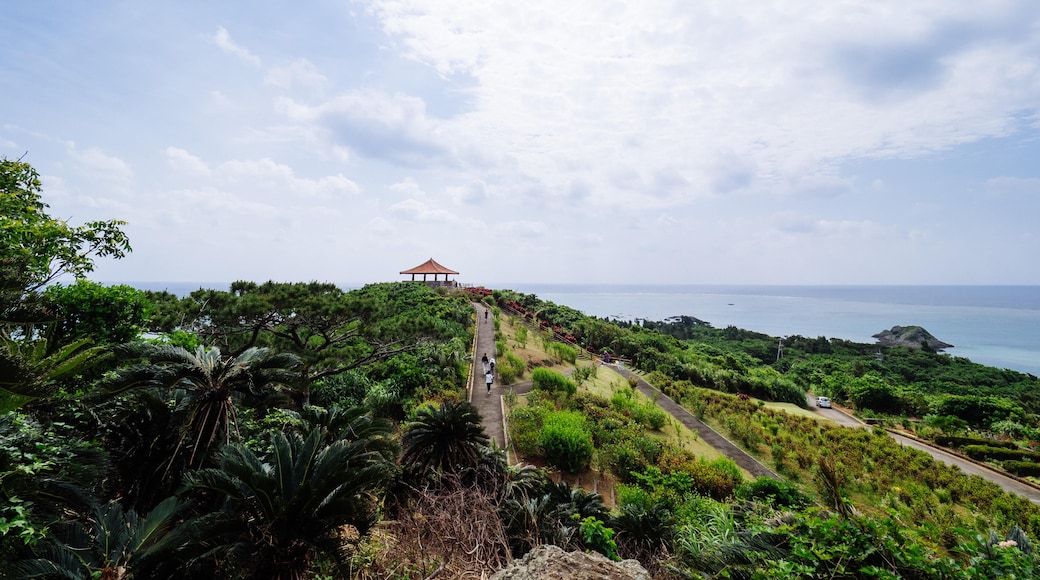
[3,1,1040,287]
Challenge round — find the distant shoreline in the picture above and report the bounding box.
[107,280,1040,375]
[112,281,1040,311]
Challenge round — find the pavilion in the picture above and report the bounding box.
[400,258,460,287]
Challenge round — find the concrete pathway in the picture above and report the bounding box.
[471,306,1040,504]
[468,303,508,447]
[470,303,778,479]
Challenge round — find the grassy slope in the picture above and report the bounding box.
[498,312,735,473]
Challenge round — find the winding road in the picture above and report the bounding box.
[471,304,1040,504]
[808,396,1040,504]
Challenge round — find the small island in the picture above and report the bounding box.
[873,325,953,351]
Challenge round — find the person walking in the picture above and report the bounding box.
[485,309,489,323]
[489,356,496,375]
[481,352,489,374]
[485,369,494,394]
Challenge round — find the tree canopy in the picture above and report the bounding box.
[0,157,130,303]
[1,158,131,409]
[145,281,472,399]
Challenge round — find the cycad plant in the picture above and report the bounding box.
[9,497,186,580]
[610,500,676,563]
[401,400,490,474]
[181,425,397,580]
[105,343,301,472]
[0,334,109,411]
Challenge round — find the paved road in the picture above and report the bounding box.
[602,366,780,480]
[806,395,1040,503]
[471,310,1040,503]
[808,396,863,428]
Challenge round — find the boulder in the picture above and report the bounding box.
[873,325,953,351]
[490,545,651,580]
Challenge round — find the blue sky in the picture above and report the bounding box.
[3,1,1039,286]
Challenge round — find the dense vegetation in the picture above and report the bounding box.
[4,156,1040,578]
[497,288,1040,432]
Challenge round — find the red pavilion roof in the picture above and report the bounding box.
[400,258,459,275]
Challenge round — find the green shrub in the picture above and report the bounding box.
[572,365,594,386]
[629,460,740,502]
[611,387,636,413]
[539,410,594,473]
[934,435,1019,450]
[604,443,648,482]
[579,516,619,561]
[532,367,577,396]
[1004,460,1040,478]
[991,420,1040,441]
[963,445,1039,462]
[499,351,527,385]
[498,365,517,385]
[643,403,669,430]
[515,325,528,348]
[923,414,969,434]
[549,342,578,364]
[589,416,635,447]
[736,477,812,508]
[508,406,547,457]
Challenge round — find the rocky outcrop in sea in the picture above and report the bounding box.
[873,325,953,351]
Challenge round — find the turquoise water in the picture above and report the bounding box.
[505,285,1040,377]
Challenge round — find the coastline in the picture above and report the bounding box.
[115,281,1040,376]
[503,283,1040,377]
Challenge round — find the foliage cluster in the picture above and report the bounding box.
[497,351,527,385]
[509,385,743,505]
[652,374,1040,541]
[538,410,594,473]
[6,159,1040,578]
[530,367,577,396]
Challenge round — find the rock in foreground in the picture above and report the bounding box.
[490,545,651,580]
[873,325,953,350]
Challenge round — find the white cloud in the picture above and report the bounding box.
[218,158,360,197]
[67,145,133,187]
[813,218,884,238]
[387,198,459,222]
[165,147,211,176]
[389,178,427,198]
[445,180,488,204]
[6,2,1040,285]
[277,89,447,166]
[264,59,328,88]
[360,1,1040,208]
[213,26,261,66]
[502,220,547,238]
[209,90,236,109]
[364,217,397,236]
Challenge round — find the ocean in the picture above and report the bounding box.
[126,282,1040,377]
[504,284,1040,377]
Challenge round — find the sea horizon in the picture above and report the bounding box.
[113,281,1040,376]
